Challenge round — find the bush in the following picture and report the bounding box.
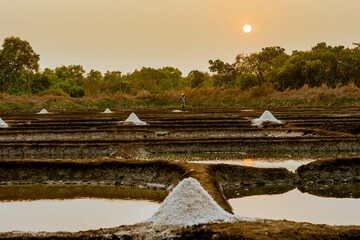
[39,88,69,97]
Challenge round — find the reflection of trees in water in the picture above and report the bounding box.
[298,183,360,199]
[0,185,167,203]
[224,184,295,199]
[225,183,360,199]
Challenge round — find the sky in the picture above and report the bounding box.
[1,0,360,76]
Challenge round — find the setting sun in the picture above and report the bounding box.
[243,24,252,33]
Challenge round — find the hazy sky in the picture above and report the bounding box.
[1,0,360,75]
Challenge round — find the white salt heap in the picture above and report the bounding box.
[120,113,147,125]
[172,110,182,113]
[102,108,112,114]
[0,118,8,128]
[252,110,283,126]
[37,108,49,114]
[147,177,239,226]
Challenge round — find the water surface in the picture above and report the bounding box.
[0,198,159,232]
[190,159,314,172]
[229,189,360,225]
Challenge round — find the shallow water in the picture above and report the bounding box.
[0,198,159,232]
[229,189,360,225]
[0,184,168,202]
[190,159,315,172]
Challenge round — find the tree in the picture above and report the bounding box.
[208,59,237,87]
[0,37,40,74]
[188,70,210,88]
[122,67,183,93]
[53,65,85,97]
[234,46,288,85]
[0,37,40,93]
[101,71,128,94]
[84,69,102,96]
[55,65,85,86]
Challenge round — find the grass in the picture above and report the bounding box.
[1,83,360,110]
[0,102,35,110]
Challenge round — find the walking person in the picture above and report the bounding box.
[180,93,186,110]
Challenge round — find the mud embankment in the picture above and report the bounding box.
[0,159,186,189]
[0,220,359,240]
[212,164,298,186]
[178,220,360,240]
[2,135,360,158]
[297,157,360,183]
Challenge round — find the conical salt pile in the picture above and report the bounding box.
[121,113,147,125]
[37,108,49,114]
[102,108,112,114]
[252,110,283,126]
[147,178,238,226]
[0,118,8,128]
[172,110,182,113]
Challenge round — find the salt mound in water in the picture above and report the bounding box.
[37,108,49,114]
[120,113,147,125]
[0,118,8,128]
[147,177,238,226]
[252,110,283,126]
[102,108,112,113]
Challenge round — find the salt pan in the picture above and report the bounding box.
[147,177,239,226]
[252,110,283,126]
[37,109,49,114]
[0,118,8,128]
[102,108,112,114]
[120,113,147,125]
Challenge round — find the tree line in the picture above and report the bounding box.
[0,37,359,97]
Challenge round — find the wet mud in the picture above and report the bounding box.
[297,157,360,183]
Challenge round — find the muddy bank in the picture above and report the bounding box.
[0,159,186,189]
[211,164,298,189]
[296,157,360,183]
[2,136,359,158]
[2,157,359,190]
[178,220,360,240]
[1,220,359,240]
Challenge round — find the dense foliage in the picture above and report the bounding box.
[0,37,359,97]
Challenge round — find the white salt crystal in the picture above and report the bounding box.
[102,108,112,114]
[120,113,147,125]
[147,177,239,226]
[37,109,49,114]
[252,110,283,126]
[0,118,8,128]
